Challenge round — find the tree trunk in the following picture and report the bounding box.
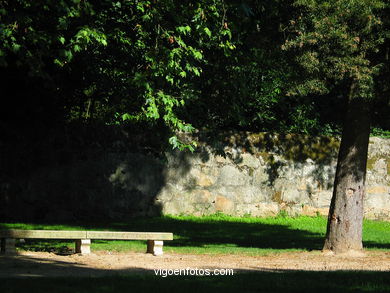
[323,90,372,253]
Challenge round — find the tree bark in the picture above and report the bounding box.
[323,88,372,253]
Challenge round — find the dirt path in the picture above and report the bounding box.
[1,250,390,278]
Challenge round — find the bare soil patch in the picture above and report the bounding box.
[1,250,389,278]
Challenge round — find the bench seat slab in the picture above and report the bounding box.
[86,231,173,240]
[0,230,87,239]
[1,230,172,256]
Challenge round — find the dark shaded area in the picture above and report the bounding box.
[0,83,195,221]
[0,139,171,221]
[0,59,195,222]
[0,255,390,293]
[0,55,188,222]
[362,241,390,250]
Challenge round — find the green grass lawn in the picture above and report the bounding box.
[1,214,390,255]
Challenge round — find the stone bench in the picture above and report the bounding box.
[0,230,173,256]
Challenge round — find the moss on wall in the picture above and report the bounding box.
[366,157,390,175]
[387,158,390,175]
[272,190,283,204]
[367,157,378,171]
[247,132,340,164]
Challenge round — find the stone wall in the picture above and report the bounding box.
[1,132,389,221]
[158,134,390,220]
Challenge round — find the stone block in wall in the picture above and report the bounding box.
[156,183,180,202]
[189,168,215,187]
[238,186,269,204]
[301,205,329,217]
[366,185,390,195]
[365,193,390,211]
[368,137,390,158]
[191,190,215,204]
[310,191,333,208]
[216,165,247,186]
[214,155,232,164]
[214,195,235,214]
[234,203,279,217]
[237,153,261,169]
[199,165,220,177]
[372,159,388,176]
[364,206,390,221]
[281,189,311,205]
[210,186,245,202]
[251,169,269,186]
[162,195,196,215]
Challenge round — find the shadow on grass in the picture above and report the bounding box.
[362,241,390,250]
[116,217,325,250]
[1,216,389,252]
[1,217,325,252]
[0,254,389,293]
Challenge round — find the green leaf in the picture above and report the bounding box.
[193,50,203,60]
[204,27,212,38]
[222,29,232,39]
[166,75,174,85]
[192,67,200,76]
[121,113,133,121]
[53,58,64,67]
[169,136,179,149]
[176,25,191,35]
[175,37,186,48]
[11,43,21,52]
[64,50,73,61]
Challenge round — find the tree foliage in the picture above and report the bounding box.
[283,0,385,99]
[0,0,233,150]
[0,0,388,141]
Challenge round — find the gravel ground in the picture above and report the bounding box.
[1,250,389,278]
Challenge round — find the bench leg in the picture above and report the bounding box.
[147,240,164,256]
[75,239,91,255]
[1,238,16,255]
